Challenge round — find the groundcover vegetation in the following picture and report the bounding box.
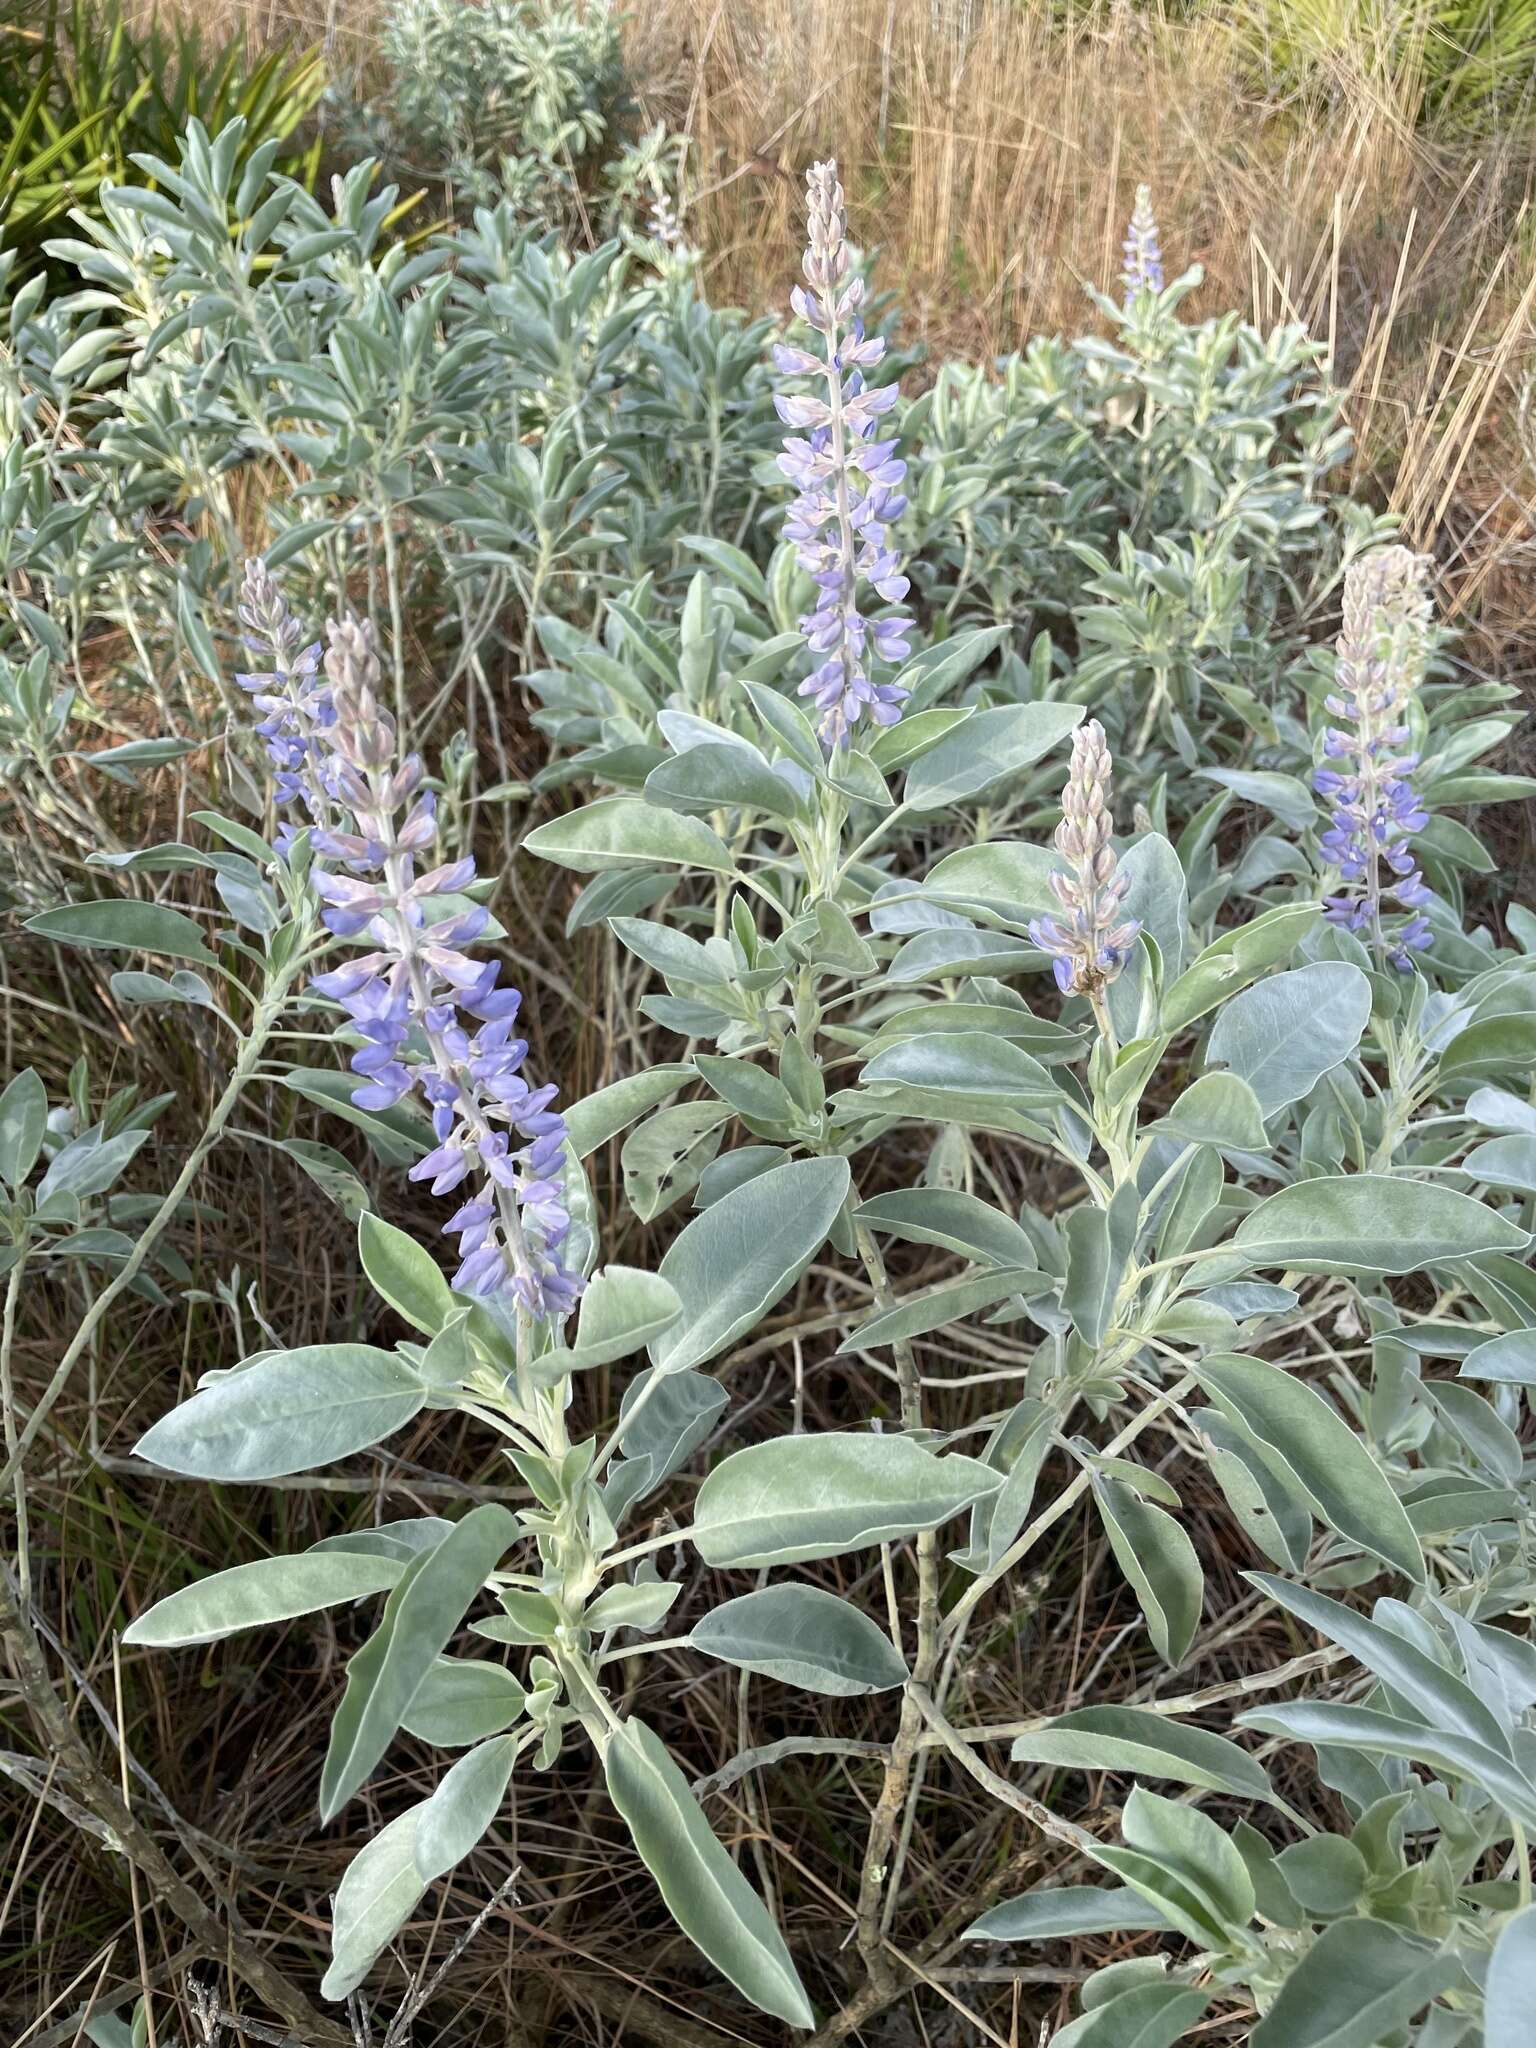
[3,46,1536,2048]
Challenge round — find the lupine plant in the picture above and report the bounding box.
[6,131,1536,2048]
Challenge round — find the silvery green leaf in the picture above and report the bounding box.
[868,705,974,771]
[563,1065,694,1159]
[1094,1478,1203,1668]
[1424,1378,1523,1482]
[399,1655,526,1746]
[565,1266,681,1369]
[1273,1836,1367,1916]
[1438,1012,1536,1082]
[123,1552,403,1648]
[601,1367,728,1525]
[319,1505,517,1821]
[24,899,217,964]
[1095,1787,1254,1947]
[1238,1702,1536,1829]
[1159,903,1319,1034]
[1107,832,1189,1041]
[1197,1410,1311,1571]
[688,1586,908,1695]
[1462,1134,1536,1192]
[566,869,670,935]
[963,1887,1172,1942]
[1197,768,1316,830]
[1155,1145,1224,1261]
[1247,1574,1510,1753]
[622,1099,730,1222]
[471,1588,560,1647]
[1053,1983,1209,2048]
[694,1434,1002,1568]
[36,1129,149,1206]
[134,1345,427,1482]
[920,840,1059,920]
[359,1212,455,1335]
[585,1581,681,1633]
[277,1139,372,1222]
[742,681,823,777]
[1006,1706,1273,1802]
[838,1268,1047,1353]
[645,743,801,819]
[1063,1184,1140,1348]
[860,1033,1062,1122]
[1487,1903,1536,2048]
[1206,962,1372,1115]
[1465,1086,1536,1136]
[957,1398,1055,1572]
[824,745,892,809]
[891,624,1007,708]
[861,999,1083,1063]
[311,1518,454,1565]
[648,1156,851,1376]
[885,927,1038,983]
[602,1717,814,2027]
[1232,1175,1526,1275]
[524,797,734,874]
[1195,1355,1423,1581]
[321,1806,426,2000]
[1248,1917,1458,2048]
[1459,1330,1536,1384]
[278,1068,426,1168]
[904,702,1083,809]
[0,1069,47,1190]
[414,1735,518,1884]
[609,916,725,990]
[692,1054,798,1128]
[109,969,218,1009]
[1149,1072,1268,1151]
[694,1146,787,1208]
[855,1188,1041,1269]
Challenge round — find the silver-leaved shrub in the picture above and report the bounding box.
[4,127,1536,2048]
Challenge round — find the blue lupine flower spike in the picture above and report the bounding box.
[776,158,912,751]
[1029,719,1140,999]
[248,581,581,1322]
[1316,545,1435,973]
[235,559,334,848]
[1122,184,1164,304]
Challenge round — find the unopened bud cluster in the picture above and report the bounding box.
[1029,720,1140,997]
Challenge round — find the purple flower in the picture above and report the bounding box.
[1122,185,1164,304]
[1029,720,1140,1000]
[1316,547,1435,973]
[244,573,582,1321]
[777,160,912,751]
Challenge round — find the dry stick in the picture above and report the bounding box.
[0,1567,345,2045]
[847,1222,940,1996]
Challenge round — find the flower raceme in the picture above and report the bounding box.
[237,565,581,1320]
[1029,719,1140,999]
[775,158,912,750]
[235,559,333,836]
[1122,184,1164,303]
[1316,546,1434,972]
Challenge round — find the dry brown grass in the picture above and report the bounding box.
[618,0,1535,642]
[109,0,1535,638]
